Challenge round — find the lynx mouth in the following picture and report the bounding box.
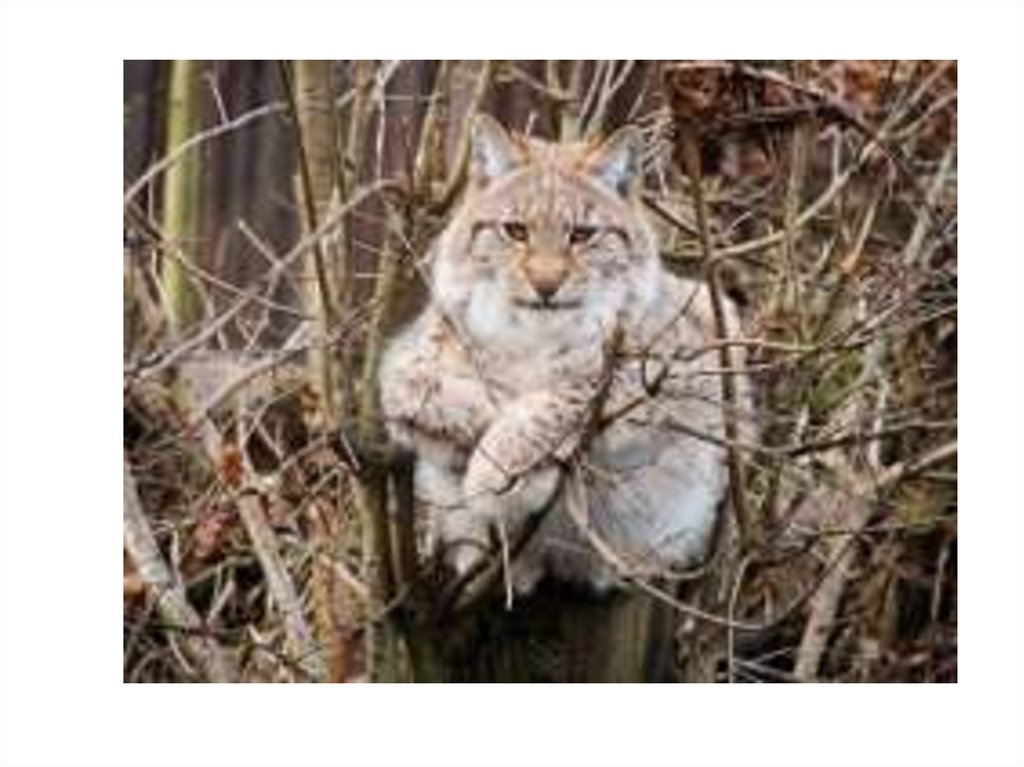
[514,298,583,312]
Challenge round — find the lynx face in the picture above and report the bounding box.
[432,117,661,348]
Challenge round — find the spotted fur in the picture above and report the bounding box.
[378,115,751,593]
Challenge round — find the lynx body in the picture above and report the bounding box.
[379,116,748,593]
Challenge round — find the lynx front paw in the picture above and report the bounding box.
[434,505,492,578]
[448,539,490,578]
[463,460,562,531]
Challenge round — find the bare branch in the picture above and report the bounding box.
[123,457,235,681]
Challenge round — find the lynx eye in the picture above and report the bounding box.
[501,221,529,242]
[568,225,599,245]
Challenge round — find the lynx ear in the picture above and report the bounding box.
[470,114,523,184]
[584,126,642,196]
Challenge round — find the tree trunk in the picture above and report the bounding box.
[287,60,341,427]
[429,586,677,682]
[161,59,203,335]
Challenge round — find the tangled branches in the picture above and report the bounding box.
[123,60,956,682]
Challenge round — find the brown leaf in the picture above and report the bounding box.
[218,443,243,488]
[193,506,235,561]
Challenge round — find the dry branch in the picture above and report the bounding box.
[793,441,956,680]
[433,60,496,213]
[236,491,326,681]
[124,101,286,207]
[123,457,235,681]
[676,126,752,547]
[282,59,342,428]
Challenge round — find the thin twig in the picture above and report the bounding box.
[124,102,285,206]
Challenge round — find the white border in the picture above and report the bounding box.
[2,2,1021,766]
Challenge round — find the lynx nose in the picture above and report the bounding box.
[524,258,568,302]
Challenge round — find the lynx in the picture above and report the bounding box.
[379,115,750,594]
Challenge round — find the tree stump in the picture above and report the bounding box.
[369,448,739,683]
[413,583,677,683]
